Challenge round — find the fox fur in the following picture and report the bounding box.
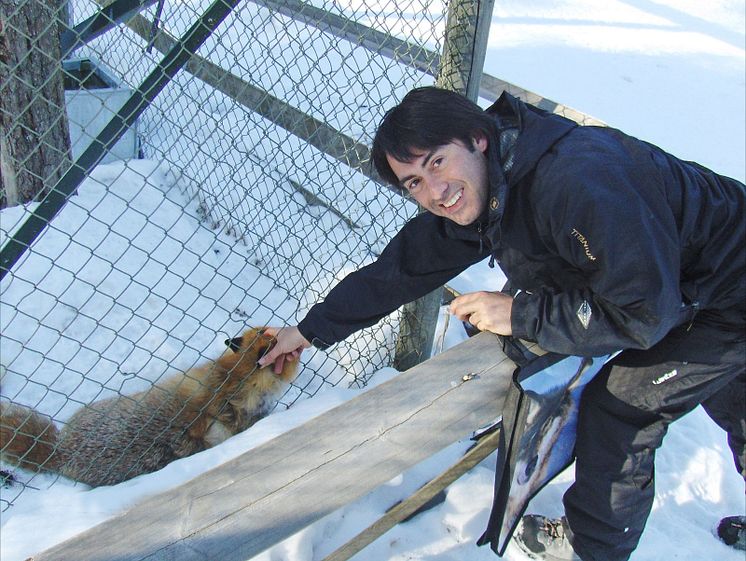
[0,328,299,487]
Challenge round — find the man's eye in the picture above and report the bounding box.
[433,157,443,168]
[408,179,421,191]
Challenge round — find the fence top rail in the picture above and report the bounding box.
[32,332,514,561]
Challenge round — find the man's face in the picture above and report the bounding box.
[386,135,490,226]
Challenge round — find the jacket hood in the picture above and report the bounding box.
[488,92,578,186]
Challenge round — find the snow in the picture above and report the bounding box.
[1,1,744,560]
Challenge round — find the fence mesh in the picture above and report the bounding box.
[0,0,601,512]
[0,0,446,510]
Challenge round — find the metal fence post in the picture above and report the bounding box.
[394,0,495,371]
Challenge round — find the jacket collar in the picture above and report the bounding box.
[489,92,578,186]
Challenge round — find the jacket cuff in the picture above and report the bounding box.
[297,319,332,350]
[510,291,538,342]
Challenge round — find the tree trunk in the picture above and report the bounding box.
[0,0,71,208]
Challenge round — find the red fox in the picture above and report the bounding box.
[0,328,299,487]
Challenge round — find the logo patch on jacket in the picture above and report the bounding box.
[570,228,597,262]
[653,369,678,385]
[577,300,592,329]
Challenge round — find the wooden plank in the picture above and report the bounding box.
[321,425,502,561]
[34,332,515,561]
[478,74,606,126]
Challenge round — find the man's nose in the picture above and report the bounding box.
[429,178,448,198]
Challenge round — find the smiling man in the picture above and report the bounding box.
[258,87,745,560]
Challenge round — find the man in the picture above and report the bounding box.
[258,87,746,560]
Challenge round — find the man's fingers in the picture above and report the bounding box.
[448,291,513,336]
[257,325,310,370]
[258,345,279,367]
[449,293,478,319]
[258,327,287,366]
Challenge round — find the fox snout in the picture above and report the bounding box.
[224,329,274,366]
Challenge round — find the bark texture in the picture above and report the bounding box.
[0,0,71,208]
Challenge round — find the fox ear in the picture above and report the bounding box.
[225,336,243,353]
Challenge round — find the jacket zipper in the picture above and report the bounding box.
[477,222,498,268]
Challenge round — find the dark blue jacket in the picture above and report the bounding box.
[299,93,745,363]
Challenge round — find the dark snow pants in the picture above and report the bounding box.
[563,349,746,561]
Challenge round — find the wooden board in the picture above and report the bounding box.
[34,332,516,561]
[320,425,502,561]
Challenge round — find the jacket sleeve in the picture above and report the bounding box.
[510,143,687,356]
[298,213,486,348]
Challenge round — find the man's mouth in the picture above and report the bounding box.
[442,189,463,209]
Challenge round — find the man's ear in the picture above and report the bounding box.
[225,336,243,353]
[473,132,489,153]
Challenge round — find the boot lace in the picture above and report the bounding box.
[542,518,567,539]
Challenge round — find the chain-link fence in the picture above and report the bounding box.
[0,0,602,512]
[0,0,468,510]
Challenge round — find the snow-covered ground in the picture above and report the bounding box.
[1,1,744,560]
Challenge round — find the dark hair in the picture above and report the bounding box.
[371,87,497,186]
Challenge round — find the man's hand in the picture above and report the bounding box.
[258,326,311,374]
[449,291,513,335]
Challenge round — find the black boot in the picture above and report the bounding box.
[717,516,746,551]
[514,515,581,560]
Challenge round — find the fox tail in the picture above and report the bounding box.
[0,401,61,473]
